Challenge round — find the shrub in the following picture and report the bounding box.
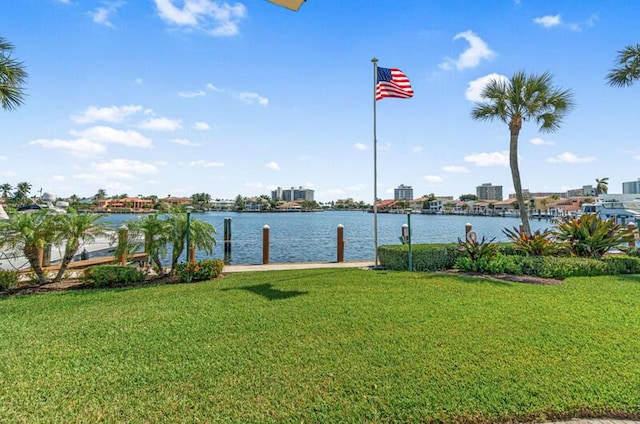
[378,244,459,272]
[83,265,146,288]
[0,269,19,290]
[602,255,640,275]
[175,259,224,283]
[554,214,634,258]
[502,226,560,256]
[457,235,499,262]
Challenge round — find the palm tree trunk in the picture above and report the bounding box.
[24,245,48,285]
[509,125,531,236]
[53,240,79,283]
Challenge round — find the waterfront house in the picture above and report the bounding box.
[95,197,154,213]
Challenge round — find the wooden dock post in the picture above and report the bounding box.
[224,217,232,262]
[117,226,128,266]
[337,224,344,263]
[262,225,270,265]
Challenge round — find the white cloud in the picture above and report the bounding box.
[266,161,280,170]
[138,117,183,131]
[239,92,269,106]
[326,188,346,196]
[72,126,153,148]
[193,121,211,130]
[533,15,561,28]
[244,182,264,189]
[29,138,107,158]
[439,30,495,71]
[154,0,247,36]
[52,175,66,182]
[465,73,509,102]
[354,143,368,151]
[178,90,206,98]
[72,105,144,124]
[134,78,144,85]
[0,155,6,161]
[206,83,221,92]
[171,138,200,146]
[547,152,596,164]
[189,160,224,167]
[424,175,444,183]
[348,183,366,191]
[534,14,597,32]
[442,165,470,173]
[464,151,509,167]
[92,159,159,177]
[530,137,555,146]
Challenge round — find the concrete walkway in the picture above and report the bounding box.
[222,260,376,273]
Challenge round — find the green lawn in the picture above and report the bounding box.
[1,269,639,423]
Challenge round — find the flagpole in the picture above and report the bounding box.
[372,57,379,268]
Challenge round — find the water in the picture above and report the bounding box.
[98,211,553,265]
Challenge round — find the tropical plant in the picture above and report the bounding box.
[596,177,609,195]
[0,36,27,111]
[50,210,108,283]
[0,210,58,284]
[166,212,216,274]
[553,214,634,258]
[93,188,107,202]
[471,71,575,236]
[606,43,640,87]
[0,183,12,200]
[502,226,560,256]
[125,214,171,275]
[457,235,498,262]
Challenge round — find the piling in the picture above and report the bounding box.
[223,217,232,262]
[262,225,270,265]
[118,226,128,266]
[337,224,344,263]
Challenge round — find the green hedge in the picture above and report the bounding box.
[378,243,459,272]
[83,265,146,288]
[454,254,640,280]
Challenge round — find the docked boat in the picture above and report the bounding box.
[580,194,640,224]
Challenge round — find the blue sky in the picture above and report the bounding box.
[1,0,639,202]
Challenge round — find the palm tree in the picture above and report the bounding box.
[606,44,640,87]
[0,37,28,111]
[0,183,12,200]
[0,211,58,285]
[166,212,216,274]
[51,211,107,283]
[596,177,609,195]
[471,71,575,235]
[125,214,170,275]
[94,188,107,202]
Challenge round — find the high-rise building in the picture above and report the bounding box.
[394,184,413,201]
[271,186,314,202]
[476,183,503,201]
[623,179,640,194]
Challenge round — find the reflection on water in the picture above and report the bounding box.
[99,211,552,265]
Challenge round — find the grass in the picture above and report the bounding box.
[1,268,640,423]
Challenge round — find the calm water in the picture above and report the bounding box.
[99,211,552,265]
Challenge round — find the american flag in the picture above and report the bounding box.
[375,67,414,100]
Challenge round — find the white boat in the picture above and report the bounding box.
[580,194,640,224]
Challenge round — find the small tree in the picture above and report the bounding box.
[0,211,58,285]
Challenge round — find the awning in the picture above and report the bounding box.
[266,0,306,11]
